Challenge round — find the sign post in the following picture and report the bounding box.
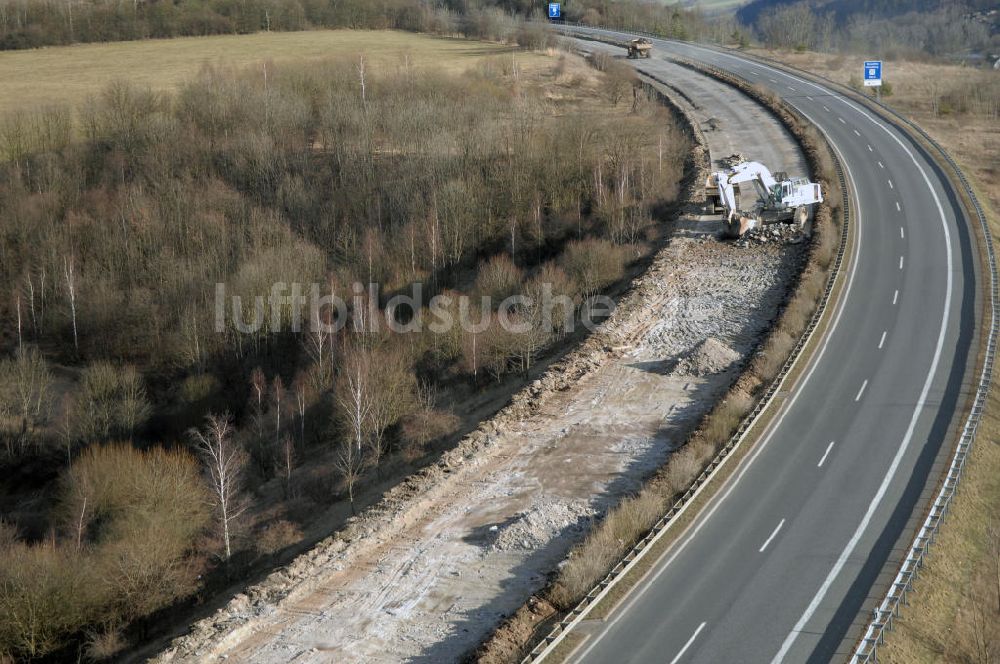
[548,3,561,20]
[864,60,882,101]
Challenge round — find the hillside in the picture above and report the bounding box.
[738,0,998,57]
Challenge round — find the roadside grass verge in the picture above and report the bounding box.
[731,47,1000,662]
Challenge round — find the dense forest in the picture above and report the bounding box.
[737,0,998,57]
[0,0,726,50]
[0,37,688,659]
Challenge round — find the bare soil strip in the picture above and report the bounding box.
[155,54,809,664]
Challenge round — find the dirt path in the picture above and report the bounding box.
[156,59,810,664]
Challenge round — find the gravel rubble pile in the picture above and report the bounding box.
[673,337,742,376]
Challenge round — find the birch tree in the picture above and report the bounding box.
[63,256,78,353]
[190,414,246,561]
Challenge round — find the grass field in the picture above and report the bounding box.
[749,47,1000,662]
[0,29,528,115]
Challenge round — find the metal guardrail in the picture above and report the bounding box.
[522,35,853,663]
[553,22,999,663]
[839,73,998,664]
[694,38,1000,662]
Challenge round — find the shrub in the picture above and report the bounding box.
[85,625,126,661]
[74,363,151,441]
[0,542,101,659]
[475,254,524,305]
[0,348,53,456]
[560,239,629,299]
[400,408,461,457]
[254,520,303,557]
[514,23,552,50]
[59,443,211,621]
[603,61,637,107]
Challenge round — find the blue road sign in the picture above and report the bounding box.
[548,3,561,19]
[863,60,882,87]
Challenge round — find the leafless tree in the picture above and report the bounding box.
[1,347,53,455]
[271,376,285,448]
[292,371,310,445]
[190,414,246,560]
[63,255,78,352]
[337,351,373,455]
[250,367,265,438]
[118,366,150,439]
[279,434,295,499]
[14,293,22,351]
[332,437,364,512]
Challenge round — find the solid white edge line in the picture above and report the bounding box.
[759,519,787,552]
[854,379,868,402]
[879,331,887,349]
[817,441,836,468]
[660,41,958,664]
[563,101,865,664]
[551,33,977,664]
[770,71,955,664]
[669,622,707,664]
[567,32,952,664]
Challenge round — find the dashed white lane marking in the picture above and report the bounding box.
[760,520,786,553]
[855,379,869,402]
[879,331,887,349]
[670,623,707,664]
[888,179,894,189]
[893,289,899,305]
[823,105,830,112]
[878,161,885,168]
[900,226,905,238]
[897,202,902,212]
[789,85,797,91]
[838,117,846,124]
[867,144,873,152]
[769,78,777,83]
[854,129,861,137]
[818,442,836,468]
[900,255,905,270]
[806,95,814,101]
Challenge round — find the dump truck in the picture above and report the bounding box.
[627,38,652,59]
[706,156,823,237]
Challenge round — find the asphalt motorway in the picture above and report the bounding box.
[560,29,980,664]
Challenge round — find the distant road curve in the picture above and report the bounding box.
[555,27,981,664]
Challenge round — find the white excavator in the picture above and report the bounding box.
[706,156,823,237]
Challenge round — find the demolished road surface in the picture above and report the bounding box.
[156,55,811,664]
